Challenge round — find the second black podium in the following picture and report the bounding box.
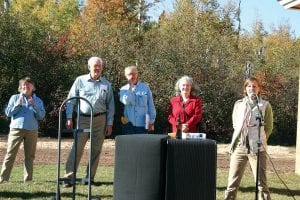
[113,134,217,200]
[165,138,217,200]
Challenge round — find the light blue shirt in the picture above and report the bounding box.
[120,81,156,127]
[66,74,115,125]
[5,93,46,131]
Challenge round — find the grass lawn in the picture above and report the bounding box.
[0,165,299,200]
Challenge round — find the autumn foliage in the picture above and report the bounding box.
[0,0,299,145]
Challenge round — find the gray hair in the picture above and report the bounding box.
[174,75,199,96]
[18,77,36,92]
[88,57,103,68]
[124,66,138,74]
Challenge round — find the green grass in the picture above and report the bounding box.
[0,165,113,200]
[217,170,300,200]
[0,165,299,200]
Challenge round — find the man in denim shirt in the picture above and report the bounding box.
[120,66,156,134]
[63,56,115,186]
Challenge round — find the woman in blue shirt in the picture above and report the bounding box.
[0,77,45,183]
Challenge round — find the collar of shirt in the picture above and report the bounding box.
[87,73,102,82]
[124,80,140,90]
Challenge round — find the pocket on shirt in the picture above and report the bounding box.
[138,94,147,106]
[99,89,107,102]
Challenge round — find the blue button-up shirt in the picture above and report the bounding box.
[120,81,156,127]
[5,93,46,131]
[66,74,115,125]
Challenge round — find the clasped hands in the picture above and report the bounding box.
[18,94,35,106]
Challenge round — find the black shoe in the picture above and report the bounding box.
[62,180,73,188]
[82,178,95,185]
[84,180,95,185]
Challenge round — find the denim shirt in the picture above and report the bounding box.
[66,74,115,125]
[120,81,156,127]
[5,93,46,131]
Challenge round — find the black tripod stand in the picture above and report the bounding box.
[253,95,263,200]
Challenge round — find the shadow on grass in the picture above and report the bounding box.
[46,180,113,186]
[94,181,113,186]
[0,191,113,199]
[217,186,300,197]
[0,191,56,199]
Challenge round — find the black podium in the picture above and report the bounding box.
[113,134,168,200]
[165,139,217,200]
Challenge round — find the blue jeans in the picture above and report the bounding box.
[122,122,148,135]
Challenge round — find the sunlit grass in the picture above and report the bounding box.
[0,165,113,200]
[217,170,300,200]
[0,165,299,200]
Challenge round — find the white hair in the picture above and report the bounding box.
[88,57,103,68]
[174,75,199,96]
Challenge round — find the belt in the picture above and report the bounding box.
[80,112,106,117]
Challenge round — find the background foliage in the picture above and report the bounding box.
[0,0,298,145]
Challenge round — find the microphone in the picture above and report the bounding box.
[250,93,259,105]
[176,114,182,139]
[250,93,263,121]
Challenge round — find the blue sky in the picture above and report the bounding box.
[148,0,300,37]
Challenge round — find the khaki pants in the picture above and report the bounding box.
[65,114,106,181]
[0,129,38,182]
[224,145,271,200]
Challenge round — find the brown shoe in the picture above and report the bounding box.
[0,178,8,183]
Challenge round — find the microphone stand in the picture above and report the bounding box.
[255,101,263,200]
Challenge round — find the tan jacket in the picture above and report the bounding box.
[229,97,273,153]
